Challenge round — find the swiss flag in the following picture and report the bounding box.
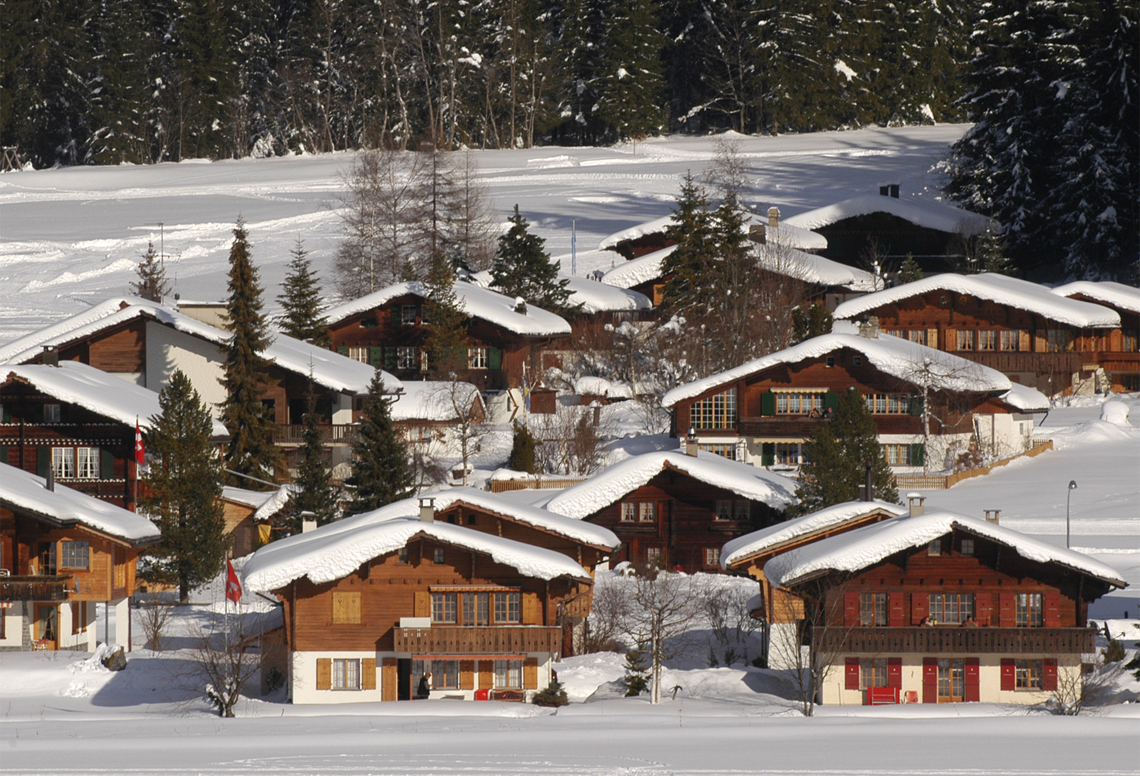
[134,418,145,466]
[225,559,243,604]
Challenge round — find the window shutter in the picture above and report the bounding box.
[911,593,929,625]
[523,657,539,689]
[414,591,431,618]
[0,445,8,467]
[369,346,383,367]
[384,347,397,371]
[888,593,904,627]
[487,347,502,370]
[964,658,980,702]
[37,446,50,477]
[362,659,377,690]
[316,658,332,690]
[337,346,348,356]
[887,658,902,689]
[1000,658,1015,691]
[522,592,541,625]
[909,443,925,467]
[100,448,114,480]
[844,593,859,627]
[760,392,775,416]
[975,593,993,626]
[824,392,839,411]
[845,658,860,690]
[460,660,475,690]
[1,405,10,422]
[381,658,398,701]
[1043,592,1060,627]
[478,660,493,690]
[922,658,938,703]
[1042,659,1058,691]
[927,329,938,349]
[998,593,1015,627]
[761,443,775,467]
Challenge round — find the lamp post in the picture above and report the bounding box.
[1066,480,1077,548]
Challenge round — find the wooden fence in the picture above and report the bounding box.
[894,439,1053,491]
[489,477,586,493]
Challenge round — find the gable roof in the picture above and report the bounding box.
[832,274,1120,329]
[661,323,1015,409]
[721,500,908,570]
[0,462,160,545]
[541,450,798,519]
[323,281,571,337]
[597,212,828,253]
[601,245,676,290]
[221,485,295,522]
[763,510,1127,589]
[783,194,993,236]
[562,276,653,313]
[1052,280,1140,316]
[3,361,228,436]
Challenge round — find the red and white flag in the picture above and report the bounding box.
[225,559,243,604]
[134,417,145,466]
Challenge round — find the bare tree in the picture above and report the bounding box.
[529,405,612,476]
[138,598,174,652]
[447,149,498,272]
[695,578,762,667]
[624,567,702,705]
[188,606,265,718]
[428,376,485,487]
[585,577,634,653]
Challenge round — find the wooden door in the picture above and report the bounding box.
[937,659,964,702]
[35,604,58,650]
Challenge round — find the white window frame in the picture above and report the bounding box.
[494,659,522,689]
[347,346,370,364]
[468,347,488,369]
[76,447,99,479]
[51,447,75,479]
[396,346,417,370]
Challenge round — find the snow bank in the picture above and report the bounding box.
[1000,382,1051,412]
[600,245,676,289]
[1052,280,1140,316]
[562,276,652,313]
[1042,419,1138,449]
[391,380,483,422]
[783,194,993,236]
[1100,400,1131,426]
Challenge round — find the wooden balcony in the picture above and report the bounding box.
[393,626,562,655]
[0,575,74,602]
[964,351,1081,376]
[272,424,357,446]
[814,626,1096,655]
[737,414,922,437]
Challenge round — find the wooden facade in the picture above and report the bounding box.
[1061,292,1140,392]
[813,211,968,274]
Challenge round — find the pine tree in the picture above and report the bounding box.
[288,384,339,531]
[532,676,570,706]
[132,241,171,302]
[221,219,282,488]
[277,239,329,346]
[490,205,575,313]
[897,254,924,284]
[346,370,414,515]
[791,304,833,345]
[139,369,226,604]
[423,252,469,378]
[507,422,537,473]
[593,0,666,140]
[794,387,898,513]
[622,649,650,696]
[660,172,717,315]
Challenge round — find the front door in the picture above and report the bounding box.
[937,658,964,702]
[397,658,412,700]
[35,604,58,649]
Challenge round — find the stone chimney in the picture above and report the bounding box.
[513,297,527,315]
[858,315,881,339]
[907,493,926,518]
[683,427,699,457]
[984,509,1000,525]
[301,511,317,533]
[419,497,436,523]
[768,206,780,229]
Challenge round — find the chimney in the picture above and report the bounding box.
[879,184,900,198]
[864,463,873,501]
[768,206,780,229]
[684,427,699,457]
[748,224,766,245]
[858,315,881,339]
[891,184,899,199]
[907,493,926,517]
[419,497,436,523]
[45,465,55,492]
[301,511,317,533]
[984,509,1000,525]
[513,297,527,315]
[43,346,59,367]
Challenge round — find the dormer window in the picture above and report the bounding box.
[43,404,61,423]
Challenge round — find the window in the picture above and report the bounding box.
[332,592,361,624]
[43,404,61,423]
[467,347,488,369]
[929,593,974,625]
[1015,659,1043,690]
[690,389,737,429]
[620,502,636,523]
[432,592,457,623]
[705,548,719,566]
[865,394,910,414]
[825,356,836,368]
[646,547,662,565]
[852,356,863,368]
[51,447,75,478]
[927,538,942,556]
[433,548,445,564]
[1000,330,1021,351]
[859,593,887,626]
[401,305,417,325]
[715,500,732,521]
[1016,593,1043,627]
[776,391,825,415]
[494,592,521,623]
[860,658,888,689]
[1123,330,1138,352]
[956,330,974,351]
[59,541,89,570]
[463,593,490,626]
[415,659,459,689]
[347,346,370,364]
[332,658,361,690]
[775,442,804,465]
[494,659,523,689]
[75,447,99,479]
[960,539,974,556]
[714,500,749,521]
[978,330,997,351]
[699,443,736,459]
[638,502,656,523]
[907,330,928,345]
[397,347,418,370]
[1046,329,1074,353]
[883,444,915,466]
[937,658,964,701]
[38,542,56,576]
[397,547,409,564]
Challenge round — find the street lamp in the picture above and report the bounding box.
[1066,480,1078,548]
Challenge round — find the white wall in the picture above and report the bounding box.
[0,602,25,648]
[145,321,226,416]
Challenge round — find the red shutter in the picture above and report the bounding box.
[844,593,859,627]
[1043,592,1061,627]
[888,593,904,627]
[1000,658,1015,691]
[975,593,993,626]
[1043,659,1057,691]
[998,593,1015,627]
[964,658,980,702]
[911,593,929,625]
[845,658,860,690]
[887,657,902,689]
[922,658,938,703]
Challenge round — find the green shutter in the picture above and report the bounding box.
[1,404,10,422]
[908,396,924,416]
[0,445,8,466]
[824,392,839,411]
[487,347,502,370]
[384,347,397,371]
[760,392,775,416]
[336,346,348,356]
[100,448,114,479]
[369,346,384,367]
[910,443,925,466]
[37,446,51,477]
[761,443,775,467]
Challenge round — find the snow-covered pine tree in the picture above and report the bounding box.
[660,172,717,315]
[490,205,575,313]
[277,239,329,346]
[221,219,282,488]
[132,241,171,302]
[423,251,469,377]
[288,383,339,531]
[594,0,666,141]
[552,0,608,144]
[345,370,414,515]
[139,369,226,604]
[166,0,240,159]
[85,0,156,164]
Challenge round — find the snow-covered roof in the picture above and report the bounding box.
[662,324,1013,408]
[755,245,880,292]
[1052,281,1140,316]
[542,450,798,519]
[999,383,1050,412]
[390,381,484,423]
[721,500,907,569]
[600,245,676,290]
[764,510,1128,589]
[832,274,1120,329]
[0,297,401,395]
[597,212,828,252]
[783,194,993,236]
[562,276,653,313]
[3,361,229,437]
[574,375,633,399]
[241,514,593,593]
[222,485,295,521]
[0,462,160,545]
[323,281,571,337]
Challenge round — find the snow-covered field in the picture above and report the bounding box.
[3,128,1140,774]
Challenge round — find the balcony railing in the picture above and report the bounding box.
[814,626,1096,655]
[272,424,357,445]
[393,625,561,655]
[737,415,922,437]
[0,575,74,602]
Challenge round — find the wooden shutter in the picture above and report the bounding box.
[975,593,993,626]
[362,658,377,690]
[887,658,902,689]
[1000,658,1015,691]
[381,658,398,701]
[337,346,348,356]
[911,593,929,624]
[998,593,1015,627]
[316,658,332,690]
[1019,330,1031,352]
[100,448,114,480]
[369,346,383,367]
[37,446,51,477]
[332,592,361,624]
[1043,592,1060,627]
[414,591,431,618]
[761,443,775,467]
[487,347,502,370]
[843,593,859,627]
[760,392,775,416]
[478,660,493,690]
[460,660,475,690]
[1042,659,1058,691]
[922,658,937,703]
[0,445,8,467]
[523,657,539,689]
[824,392,839,411]
[522,592,541,625]
[888,593,904,627]
[845,658,860,690]
[964,658,980,702]
[909,443,925,467]
[927,329,938,349]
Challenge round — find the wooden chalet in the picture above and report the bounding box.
[389,380,485,451]
[833,274,1121,395]
[241,494,611,704]
[220,486,292,558]
[543,449,796,573]
[661,322,1049,473]
[1052,281,1140,393]
[1,462,160,652]
[764,498,1126,705]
